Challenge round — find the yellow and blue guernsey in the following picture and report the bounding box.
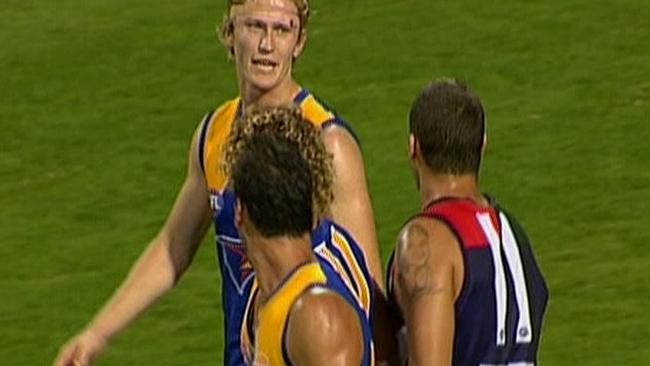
[198,89,370,365]
[239,234,374,366]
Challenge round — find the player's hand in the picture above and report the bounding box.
[53,329,107,366]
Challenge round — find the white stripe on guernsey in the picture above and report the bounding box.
[480,363,534,366]
[500,212,533,344]
[477,212,508,347]
[217,234,243,244]
[331,226,371,314]
[312,242,364,312]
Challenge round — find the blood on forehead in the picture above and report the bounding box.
[230,0,300,19]
[249,0,296,7]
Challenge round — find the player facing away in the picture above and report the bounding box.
[386,79,549,366]
[224,105,374,366]
[53,1,384,366]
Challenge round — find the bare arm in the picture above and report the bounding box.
[53,119,213,366]
[285,287,364,366]
[321,125,399,364]
[393,217,463,366]
[321,125,383,290]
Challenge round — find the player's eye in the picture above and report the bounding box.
[273,23,293,35]
[243,19,267,32]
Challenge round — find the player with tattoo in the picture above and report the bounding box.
[386,79,549,366]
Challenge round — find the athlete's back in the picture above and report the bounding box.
[241,247,374,365]
[388,197,548,366]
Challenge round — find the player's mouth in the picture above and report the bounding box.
[251,58,278,72]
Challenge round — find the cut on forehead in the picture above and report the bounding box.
[228,0,306,9]
[231,0,297,15]
[227,0,309,26]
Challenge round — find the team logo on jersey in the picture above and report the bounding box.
[212,188,256,294]
[209,189,224,213]
[218,233,255,295]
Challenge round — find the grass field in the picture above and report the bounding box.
[2,1,650,365]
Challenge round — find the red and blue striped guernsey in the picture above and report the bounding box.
[388,196,548,366]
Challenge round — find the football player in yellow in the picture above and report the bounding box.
[53,1,384,365]
[225,105,373,366]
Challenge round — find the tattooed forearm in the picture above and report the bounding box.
[396,223,441,302]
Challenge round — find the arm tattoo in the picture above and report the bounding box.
[397,223,440,302]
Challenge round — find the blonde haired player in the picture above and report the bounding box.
[53,1,384,365]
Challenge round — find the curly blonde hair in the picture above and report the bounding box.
[218,0,310,58]
[223,105,333,218]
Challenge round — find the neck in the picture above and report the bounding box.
[240,77,302,109]
[418,168,486,209]
[247,233,314,301]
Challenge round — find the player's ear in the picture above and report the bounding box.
[292,29,307,59]
[219,17,236,60]
[482,132,487,155]
[234,198,243,229]
[408,134,418,160]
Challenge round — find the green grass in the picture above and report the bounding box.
[2,1,649,365]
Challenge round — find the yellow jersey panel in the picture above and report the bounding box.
[255,262,327,366]
[240,221,376,366]
[297,93,336,127]
[203,97,240,191]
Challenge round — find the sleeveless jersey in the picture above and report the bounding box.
[240,259,373,366]
[198,89,362,365]
[387,197,548,366]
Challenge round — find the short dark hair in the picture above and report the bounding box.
[409,79,485,174]
[224,105,333,238]
[231,132,313,237]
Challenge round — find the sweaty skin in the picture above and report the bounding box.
[286,287,364,366]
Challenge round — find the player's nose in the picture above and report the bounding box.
[259,29,275,52]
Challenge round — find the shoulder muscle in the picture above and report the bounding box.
[395,216,462,304]
[286,287,363,366]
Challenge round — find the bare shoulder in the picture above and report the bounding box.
[394,216,461,300]
[286,286,363,365]
[289,286,359,335]
[318,120,382,285]
[396,216,458,255]
[320,123,361,157]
